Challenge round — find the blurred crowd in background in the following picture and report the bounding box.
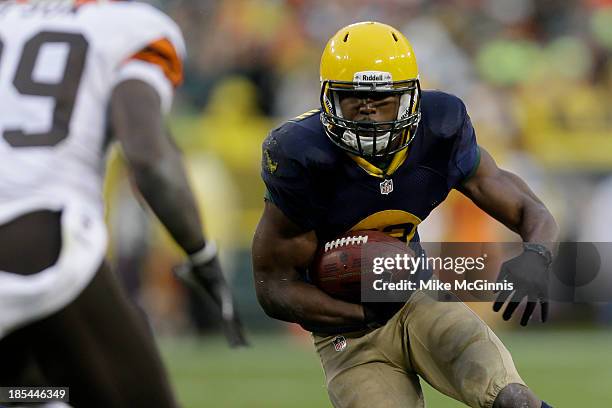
[104,0,612,336]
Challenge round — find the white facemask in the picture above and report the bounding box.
[341,129,391,156]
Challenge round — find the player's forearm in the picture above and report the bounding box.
[256,278,364,327]
[501,170,560,245]
[129,151,206,255]
[111,79,206,255]
[460,151,559,251]
[518,202,559,253]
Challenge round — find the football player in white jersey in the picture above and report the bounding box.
[0,1,246,406]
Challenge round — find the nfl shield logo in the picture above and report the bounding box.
[380,178,393,195]
[332,335,347,352]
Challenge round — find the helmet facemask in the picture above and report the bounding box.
[320,78,421,160]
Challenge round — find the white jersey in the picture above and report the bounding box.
[0,0,185,212]
[0,0,185,339]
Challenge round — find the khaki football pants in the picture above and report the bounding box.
[313,291,525,408]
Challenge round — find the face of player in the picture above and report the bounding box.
[336,91,403,157]
[338,92,400,124]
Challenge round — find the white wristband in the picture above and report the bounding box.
[189,241,218,265]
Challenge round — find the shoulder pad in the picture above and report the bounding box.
[82,2,186,67]
[262,115,337,178]
[420,91,467,139]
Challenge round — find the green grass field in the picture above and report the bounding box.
[160,329,612,407]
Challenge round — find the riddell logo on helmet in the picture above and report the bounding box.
[353,71,393,83]
[362,74,384,81]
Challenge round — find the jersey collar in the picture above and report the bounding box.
[348,146,409,178]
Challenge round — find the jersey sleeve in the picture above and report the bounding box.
[261,127,318,231]
[128,38,183,87]
[100,2,187,113]
[447,100,480,188]
[114,38,183,113]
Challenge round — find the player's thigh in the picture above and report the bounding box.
[314,323,422,408]
[328,362,423,408]
[29,262,177,408]
[405,291,524,408]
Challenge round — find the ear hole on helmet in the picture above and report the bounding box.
[391,32,398,42]
[343,33,349,42]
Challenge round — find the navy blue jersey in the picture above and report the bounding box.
[261,91,480,243]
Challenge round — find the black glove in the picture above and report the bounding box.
[493,243,552,326]
[174,243,249,348]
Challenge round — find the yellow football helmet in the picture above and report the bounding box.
[320,21,421,159]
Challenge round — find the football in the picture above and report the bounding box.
[310,230,411,303]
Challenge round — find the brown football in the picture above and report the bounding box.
[310,230,411,303]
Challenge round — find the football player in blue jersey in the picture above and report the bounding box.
[252,22,558,408]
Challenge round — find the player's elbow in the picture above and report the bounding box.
[252,246,286,320]
[122,137,175,174]
[253,275,290,321]
[254,280,280,319]
[126,147,181,190]
[258,297,283,321]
